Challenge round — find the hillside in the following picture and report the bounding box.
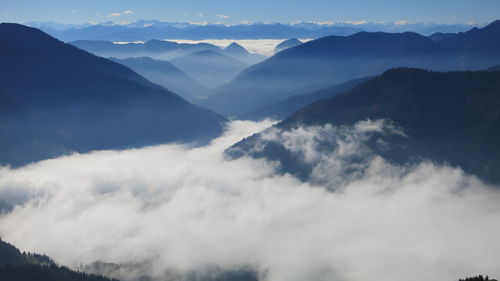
[0,23,226,166]
[228,68,500,183]
[111,57,209,102]
[243,77,370,120]
[171,50,248,88]
[0,239,117,281]
[274,38,302,53]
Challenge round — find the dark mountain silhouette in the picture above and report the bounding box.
[110,57,209,102]
[228,68,500,183]
[203,20,500,117]
[274,38,302,53]
[0,239,117,281]
[0,23,226,166]
[440,20,500,52]
[171,50,248,88]
[71,39,221,60]
[243,77,370,120]
[224,42,266,65]
[458,275,497,281]
[488,64,500,71]
[428,32,456,41]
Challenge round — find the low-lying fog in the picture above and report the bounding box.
[165,39,310,56]
[0,120,499,281]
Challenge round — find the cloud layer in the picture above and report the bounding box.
[0,120,499,281]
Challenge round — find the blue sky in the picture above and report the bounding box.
[1,0,499,25]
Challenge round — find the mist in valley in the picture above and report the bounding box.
[1,120,499,281]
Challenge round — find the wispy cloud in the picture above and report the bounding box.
[123,10,133,15]
[342,20,368,25]
[107,12,121,18]
[216,14,229,19]
[395,19,411,25]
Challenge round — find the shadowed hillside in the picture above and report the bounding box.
[110,57,209,102]
[228,68,500,183]
[0,239,118,281]
[0,23,226,166]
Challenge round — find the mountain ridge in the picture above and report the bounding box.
[228,68,500,183]
[0,23,226,166]
[202,20,500,117]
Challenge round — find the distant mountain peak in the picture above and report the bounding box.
[192,50,224,57]
[275,38,302,53]
[225,42,249,55]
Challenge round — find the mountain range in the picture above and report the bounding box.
[110,57,209,101]
[70,39,221,60]
[26,20,480,41]
[242,77,370,120]
[202,20,500,117]
[170,50,249,88]
[0,23,226,166]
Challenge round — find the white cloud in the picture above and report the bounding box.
[240,20,252,25]
[107,12,121,18]
[216,14,229,19]
[123,10,133,15]
[342,20,368,25]
[1,120,499,281]
[197,12,204,17]
[395,19,411,25]
[166,39,287,56]
[186,21,209,26]
[311,21,334,26]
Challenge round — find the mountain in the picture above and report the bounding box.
[489,65,500,71]
[243,77,370,120]
[228,68,500,183]
[225,42,248,56]
[33,20,478,42]
[437,20,500,68]
[110,57,209,102]
[274,38,302,53]
[203,20,500,117]
[0,23,226,166]
[70,39,221,60]
[428,32,456,41]
[171,50,248,88]
[202,32,446,116]
[0,239,117,281]
[40,22,363,41]
[224,42,266,65]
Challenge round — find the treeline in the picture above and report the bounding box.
[459,275,497,281]
[0,239,118,281]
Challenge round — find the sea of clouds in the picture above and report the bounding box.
[0,119,499,281]
[165,39,310,56]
